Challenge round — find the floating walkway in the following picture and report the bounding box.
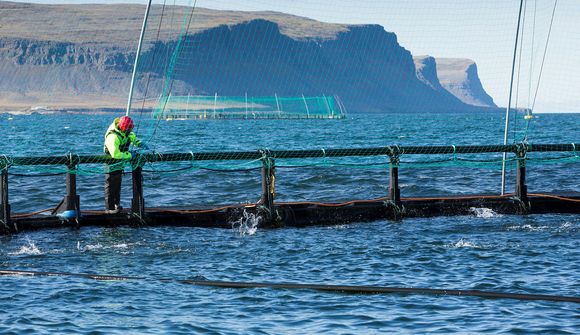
[1,143,578,234]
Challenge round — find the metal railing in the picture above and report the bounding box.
[0,142,577,232]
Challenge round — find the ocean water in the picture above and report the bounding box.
[0,112,578,334]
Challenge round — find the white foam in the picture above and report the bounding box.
[446,238,482,249]
[470,207,501,218]
[506,224,547,232]
[9,240,43,256]
[82,243,104,251]
[231,210,260,236]
[328,224,348,229]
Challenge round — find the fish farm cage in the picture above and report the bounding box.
[0,142,578,235]
[152,94,346,120]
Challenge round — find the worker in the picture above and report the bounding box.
[103,116,144,214]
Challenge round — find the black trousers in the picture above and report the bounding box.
[105,170,122,210]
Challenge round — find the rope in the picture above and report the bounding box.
[531,0,558,112]
[11,208,55,218]
[0,269,577,304]
[0,154,12,170]
[136,0,169,124]
[148,204,246,214]
[451,145,457,161]
[148,0,198,143]
[277,194,513,208]
[8,172,67,177]
[10,193,578,219]
[528,193,580,203]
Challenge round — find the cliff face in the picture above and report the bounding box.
[413,55,465,103]
[0,1,495,112]
[435,58,497,108]
[150,20,469,112]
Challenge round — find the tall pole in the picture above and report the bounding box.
[501,0,525,195]
[126,0,153,116]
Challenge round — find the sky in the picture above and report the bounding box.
[9,0,580,112]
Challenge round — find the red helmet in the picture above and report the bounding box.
[118,116,134,132]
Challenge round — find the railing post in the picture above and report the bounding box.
[53,156,81,223]
[260,152,276,211]
[131,166,145,220]
[64,167,80,219]
[0,168,11,233]
[389,153,401,206]
[515,145,528,206]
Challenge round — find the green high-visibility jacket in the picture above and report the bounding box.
[103,118,141,159]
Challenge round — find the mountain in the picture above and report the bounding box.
[413,56,467,103]
[0,1,497,113]
[414,55,496,108]
[433,57,497,108]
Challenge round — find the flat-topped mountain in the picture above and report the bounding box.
[436,58,497,107]
[414,56,496,108]
[0,1,497,113]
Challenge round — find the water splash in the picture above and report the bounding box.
[9,238,43,256]
[77,242,104,252]
[470,207,501,218]
[506,221,576,233]
[446,238,482,249]
[558,221,576,232]
[231,209,261,236]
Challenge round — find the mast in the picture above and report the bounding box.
[126,0,153,116]
[501,0,525,195]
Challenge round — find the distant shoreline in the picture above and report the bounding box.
[0,108,124,115]
[2,108,578,116]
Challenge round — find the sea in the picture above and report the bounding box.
[0,112,578,334]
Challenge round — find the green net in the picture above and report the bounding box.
[1,143,577,175]
[153,95,345,119]
[0,1,578,213]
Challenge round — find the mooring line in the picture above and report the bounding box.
[0,269,578,304]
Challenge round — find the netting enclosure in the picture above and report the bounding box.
[153,94,346,119]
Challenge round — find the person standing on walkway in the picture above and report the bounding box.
[103,116,143,214]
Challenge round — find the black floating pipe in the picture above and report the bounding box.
[180,280,580,304]
[6,143,577,166]
[0,269,578,304]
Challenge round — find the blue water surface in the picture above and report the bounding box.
[0,112,578,334]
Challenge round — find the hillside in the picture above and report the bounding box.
[0,1,497,113]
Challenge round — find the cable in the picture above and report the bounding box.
[0,269,577,304]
